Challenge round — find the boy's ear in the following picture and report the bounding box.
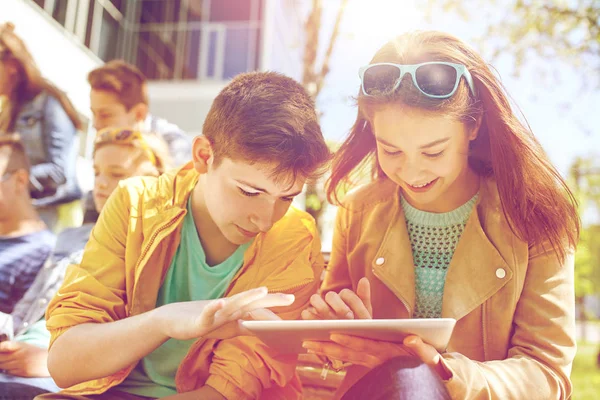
[130,103,149,123]
[192,136,213,174]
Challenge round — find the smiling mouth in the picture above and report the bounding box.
[405,178,438,192]
[410,180,435,188]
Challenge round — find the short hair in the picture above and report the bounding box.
[88,60,148,110]
[0,134,30,174]
[202,71,331,183]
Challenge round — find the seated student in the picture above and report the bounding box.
[37,71,331,400]
[0,135,55,315]
[0,127,173,398]
[302,31,579,400]
[88,60,192,165]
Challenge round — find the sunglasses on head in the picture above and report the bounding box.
[358,62,476,99]
[95,128,157,166]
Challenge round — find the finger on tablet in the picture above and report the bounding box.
[356,278,373,316]
[309,294,337,319]
[244,308,281,321]
[301,307,320,320]
[339,289,371,320]
[240,293,295,314]
[222,287,269,314]
[324,291,354,319]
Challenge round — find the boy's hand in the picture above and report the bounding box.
[153,287,295,341]
[0,341,50,377]
[301,277,372,320]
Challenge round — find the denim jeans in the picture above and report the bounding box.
[342,356,451,400]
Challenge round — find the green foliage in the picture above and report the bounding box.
[421,0,599,84]
[569,155,600,298]
[571,341,600,399]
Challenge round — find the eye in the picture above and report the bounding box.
[382,148,402,156]
[239,187,259,197]
[281,196,295,203]
[110,173,126,179]
[424,151,445,159]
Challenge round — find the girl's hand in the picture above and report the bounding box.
[301,277,372,320]
[303,334,449,379]
[153,287,295,341]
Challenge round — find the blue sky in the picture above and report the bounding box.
[314,1,600,176]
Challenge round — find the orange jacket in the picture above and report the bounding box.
[45,163,324,399]
[323,177,576,400]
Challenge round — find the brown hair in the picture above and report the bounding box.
[0,23,82,132]
[203,71,331,183]
[328,31,579,260]
[0,133,30,173]
[88,60,148,110]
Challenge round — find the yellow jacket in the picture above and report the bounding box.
[323,177,576,400]
[45,163,324,399]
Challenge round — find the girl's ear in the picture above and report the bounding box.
[469,117,483,141]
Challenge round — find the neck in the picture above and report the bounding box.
[444,167,480,210]
[191,177,238,265]
[0,205,46,237]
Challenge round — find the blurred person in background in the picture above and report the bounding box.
[0,127,172,399]
[0,135,55,316]
[88,60,192,166]
[0,23,82,232]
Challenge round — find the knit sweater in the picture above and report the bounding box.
[400,194,478,318]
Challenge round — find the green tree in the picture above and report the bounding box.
[301,0,348,229]
[424,0,599,74]
[569,156,600,324]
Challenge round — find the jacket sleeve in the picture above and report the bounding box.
[45,186,130,348]
[440,245,576,400]
[205,227,324,400]
[321,205,353,294]
[30,95,78,193]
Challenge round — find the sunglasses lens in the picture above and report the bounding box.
[362,65,401,95]
[415,64,458,97]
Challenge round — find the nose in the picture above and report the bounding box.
[95,175,108,190]
[396,156,425,184]
[250,202,276,233]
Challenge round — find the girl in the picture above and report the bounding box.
[302,31,579,400]
[0,22,82,230]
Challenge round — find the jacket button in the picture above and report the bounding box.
[39,298,48,306]
[496,268,506,279]
[375,257,385,266]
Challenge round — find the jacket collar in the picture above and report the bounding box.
[372,177,514,320]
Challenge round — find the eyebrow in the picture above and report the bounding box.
[376,137,451,150]
[235,179,302,198]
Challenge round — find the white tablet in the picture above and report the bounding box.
[242,318,456,354]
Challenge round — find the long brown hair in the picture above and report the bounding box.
[0,23,82,132]
[328,31,579,260]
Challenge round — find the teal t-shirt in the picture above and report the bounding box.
[119,198,251,397]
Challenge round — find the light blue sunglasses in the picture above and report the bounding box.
[359,62,476,99]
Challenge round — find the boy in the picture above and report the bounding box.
[0,136,55,314]
[42,72,331,399]
[88,60,192,165]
